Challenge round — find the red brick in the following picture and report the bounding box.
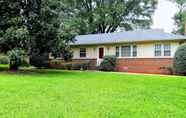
[116,58,173,74]
[49,58,173,74]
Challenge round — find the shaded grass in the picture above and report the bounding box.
[0,69,186,118]
[0,64,9,71]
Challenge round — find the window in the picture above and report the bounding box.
[121,45,131,57]
[154,44,171,57]
[132,45,137,57]
[115,45,137,57]
[115,47,120,57]
[164,44,171,56]
[80,48,86,57]
[155,44,161,56]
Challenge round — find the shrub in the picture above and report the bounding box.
[0,56,9,64]
[173,43,186,75]
[61,61,90,70]
[49,59,90,70]
[50,59,62,65]
[7,49,26,70]
[21,58,30,67]
[30,53,49,68]
[62,50,73,62]
[74,61,90,70]
[160,66,173,75]
[71,63,82,70]
[71,61,90,70]
[64,63,72,70]
[81,61,90,70]
[99,55,117,71]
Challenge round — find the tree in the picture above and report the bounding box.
[0,1,27,51]
[61,0,157,34]
[0,0,30,70]
[0,0,75,69]
[171,0,186,34]
[18,0,61,55]
[21,0,76,66]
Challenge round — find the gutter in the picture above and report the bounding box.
[70,39,186,46]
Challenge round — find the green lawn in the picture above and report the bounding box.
[0,69,186,118]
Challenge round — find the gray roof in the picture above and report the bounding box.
[71,29,186,45]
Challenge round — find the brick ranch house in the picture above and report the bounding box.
[67,29,186,74]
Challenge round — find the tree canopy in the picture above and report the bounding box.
[61,0,158,34]
[0,0,29,52]
[0,0,75,69]
[171,0,186,34]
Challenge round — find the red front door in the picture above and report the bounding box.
[99,48,104,59]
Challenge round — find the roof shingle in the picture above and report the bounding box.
[72,29,186,45]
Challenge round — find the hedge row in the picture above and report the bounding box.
[50,60,90,70]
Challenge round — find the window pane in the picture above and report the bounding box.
[155,44,161,50]
[164,44,171,56]
[115,47,120,57]
[121,46,131,57]
[133,45,137,57]
[164,51,171,56]
[164,44,170,50]
[80,48,86,57]
[155,44,161,56]
[155,51,161,56]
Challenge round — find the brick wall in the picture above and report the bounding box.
[116,58,173,74]
[49,58,173,74]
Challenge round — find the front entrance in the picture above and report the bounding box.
[97,47,104,65]
[99,48,104,59]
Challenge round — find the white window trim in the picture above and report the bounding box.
[163,44,171,57]
[154,44,162,57]
[116,44,137,58]
[80,48,87,58]
[121,45,131,57]
[119,46,122,57]
[154,44,171,57]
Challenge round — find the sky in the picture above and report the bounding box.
[152,0,179,33]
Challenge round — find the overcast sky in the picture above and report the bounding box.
[152,0,179,33]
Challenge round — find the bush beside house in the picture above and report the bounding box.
[99,56,117,71]
[0,56,9,64]
[173,43,186,75]
[159,66,174,75]
[49,59,90,70]
[30,53,49,68]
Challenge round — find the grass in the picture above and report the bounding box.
[0,69,186,118]
[0,64,8,69]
